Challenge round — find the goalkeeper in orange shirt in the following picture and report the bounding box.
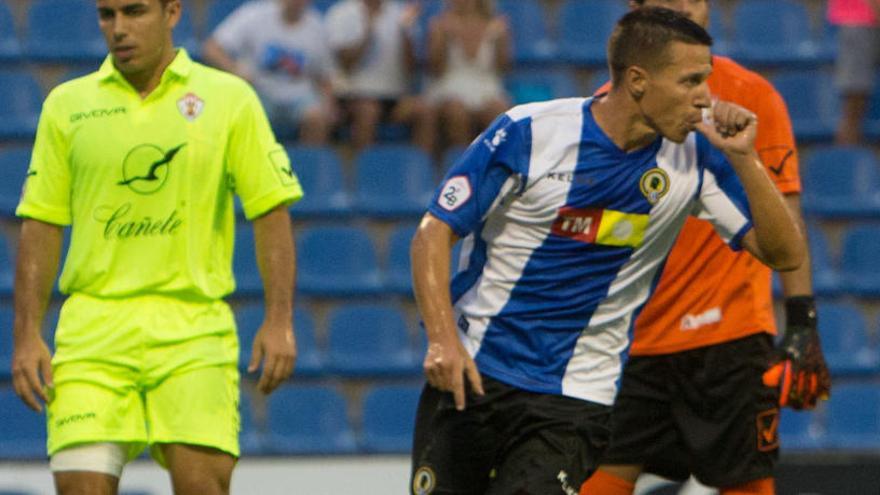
[581,1,830,494]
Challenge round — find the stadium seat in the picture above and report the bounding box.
[360,384,422,453]
[840,224,880,296]
[730,0,821,67]
[326,303,420,376]
[818,302,880,376]
[496,0,555,64]
[865,71,880,140]
[238,390,263,455]
[806,228,841,297]
[232,225,262,296]
[25,0,105,62]
[505,68,578,105]
[0,231,13,297]
[0,1,21,62]
[801,146,880,217]
[779,408,824,450]
[707,4,730,55]
[264,385,357,454]
[353,145,435,218]
[0,303,13,380]
[286,146,350,218]
[771,71,838,142]
[824,382,880,450]
[0,72,42,140]
[557,0,626,66]
[234,303,323,377]
[385,224,418,294]
[296,225,383,296]
[205,0,246,34]
[0,146,31,216]
[174,7,200,58]
[0,386,47,459]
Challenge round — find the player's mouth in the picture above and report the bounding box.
[113,45,136,61]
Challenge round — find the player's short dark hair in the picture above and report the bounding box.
[607,7,713,87]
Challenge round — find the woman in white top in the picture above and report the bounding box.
[427,0,512,148]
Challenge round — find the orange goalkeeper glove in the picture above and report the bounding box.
[762,296,831,410]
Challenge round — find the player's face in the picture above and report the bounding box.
[96,0,180,75]
[639,41,712,143]
[633,0,710,28]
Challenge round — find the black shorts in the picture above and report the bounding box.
[600,333,780,488]
[410,374,611,495]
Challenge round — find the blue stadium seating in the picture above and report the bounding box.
[353,145,435,218]
[505,68,577,105]
[0,1,21,62]
[264,385,357,454]
[296,225,383,296]
[286,146,350,218]
[326,303,420,377]
[0,72,42,140]
[779,408,824,450]
[385,224,417,294]
[175,7,200,58]
[360,384,422,453]
[234,303,324,377]
[0,303,13,380]
[0,231,13,297]
[232,225,262,295]
[497,0,555,64]
[807,228,841,297]
[708,4,730,55]
[25,0,105,62]
[801,146,880,217]
[840,224,880,296]
[771,71,838,142]
[824,382,880,450]
[0,387,47,459]
[866,72,880,140]
[239,390,263,455]
[557,0,626,66]
[819,303,880,376]
[730,0,822,67]
[205,0,246,34]
[0,146,30,216]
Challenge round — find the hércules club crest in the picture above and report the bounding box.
[177,92,204,121]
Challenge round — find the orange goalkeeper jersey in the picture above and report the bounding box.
[597,55,801,355]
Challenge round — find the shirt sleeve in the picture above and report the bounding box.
[691,135,753,251]
[753,80,801,195]
[227,85,303,220]
[428,114,530,237]
[16,91,72,226]
[212,3,255,56]
[325,2,366,50]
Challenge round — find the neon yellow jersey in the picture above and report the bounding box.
[17,50,303,299]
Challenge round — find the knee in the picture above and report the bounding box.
[172,470,231,495]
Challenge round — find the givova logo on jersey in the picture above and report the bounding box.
[551,206,649,248]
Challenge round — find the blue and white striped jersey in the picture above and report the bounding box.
[427,97,753,405]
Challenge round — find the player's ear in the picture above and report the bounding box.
[624,66,648,100]
[162,0,181,30]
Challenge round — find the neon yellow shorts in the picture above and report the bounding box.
[47,293,240,464]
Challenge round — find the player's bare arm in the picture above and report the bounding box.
[696,101,805,271]
[12,218,63,412]
[411,213,484,411]
[250,204,297,394]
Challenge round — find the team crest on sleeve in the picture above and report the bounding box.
[438,175,472,211]
[639,168,670,205]
[177,92,204,121]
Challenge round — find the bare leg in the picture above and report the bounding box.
[394,96,437,155]
[441,99,473,148]
[54,472,119,495]
[299,106,332,145]
[350,98,382,151]
[835,92,869,145]
[160,443,236,495]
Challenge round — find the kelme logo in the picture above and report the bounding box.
[118,143,186,194]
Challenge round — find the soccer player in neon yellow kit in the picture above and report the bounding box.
[10,1,302,493]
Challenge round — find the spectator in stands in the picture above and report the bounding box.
[425,0,511,148]
[202,0,337,144]
[325,0,436,153]
[828,0,880,144]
